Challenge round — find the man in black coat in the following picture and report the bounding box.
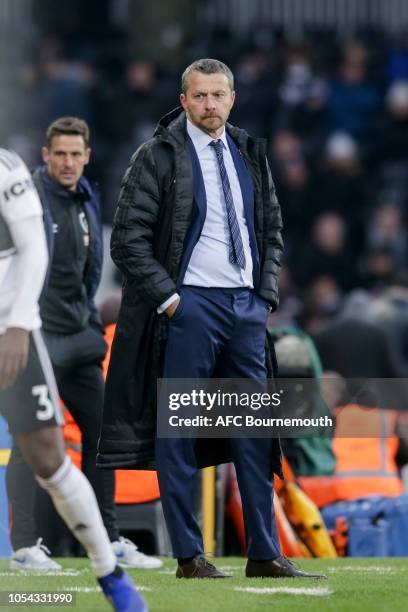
[99,59,325,579]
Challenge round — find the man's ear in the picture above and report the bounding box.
[180,93,187,111]
[84,148,91,165]
[41,146,50,163]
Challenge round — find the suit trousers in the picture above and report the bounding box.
[155,286,281,560]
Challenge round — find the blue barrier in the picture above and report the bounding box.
[348,518,389,557]
[321,496,386,529]
[322,494,408,556]
[0,415,11,558]
[384,495,408,556]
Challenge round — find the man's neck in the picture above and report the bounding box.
[46,170,79,193]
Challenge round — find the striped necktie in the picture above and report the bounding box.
[210,139,246,269]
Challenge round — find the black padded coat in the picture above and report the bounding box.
[97,107,284,477]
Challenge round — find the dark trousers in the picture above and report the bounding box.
[6,325,119,549]
[155,286,281,560]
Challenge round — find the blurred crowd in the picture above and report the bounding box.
[5,26,408,354]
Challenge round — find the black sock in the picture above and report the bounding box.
[178,556,195,566]
[97,565,123,584]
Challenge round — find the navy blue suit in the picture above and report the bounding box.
[155,135,281,560]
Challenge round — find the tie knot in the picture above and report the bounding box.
[209,139,223,154]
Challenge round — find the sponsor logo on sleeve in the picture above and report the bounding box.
[3,177,35,201]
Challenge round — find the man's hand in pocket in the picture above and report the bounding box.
[165,296,181,319]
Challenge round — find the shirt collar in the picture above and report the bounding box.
[186,118,228,153]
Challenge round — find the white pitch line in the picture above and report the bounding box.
[62,586,152,593]
[63,587,101,594]
[0,569,81,577]
[235,587,333,597]
[327,566,398,573]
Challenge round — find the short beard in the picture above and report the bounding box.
[198,117,224,136]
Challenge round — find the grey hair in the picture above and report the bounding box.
[181,58,234,94]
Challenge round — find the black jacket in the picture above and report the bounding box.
[33,167,104,332]
[98,108,284,475]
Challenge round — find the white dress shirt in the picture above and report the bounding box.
[158,119,253,313]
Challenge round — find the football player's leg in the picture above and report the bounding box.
[19,427,147,610]
[18,426,116,577]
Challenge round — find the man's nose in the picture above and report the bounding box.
[205,96,216,110]
[64,156,74,167]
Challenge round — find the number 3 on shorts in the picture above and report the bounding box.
[32,384,55,421]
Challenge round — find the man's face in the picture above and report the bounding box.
[42,135,91,191]
[180,71,235,137]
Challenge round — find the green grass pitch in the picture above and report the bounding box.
[1,557,408,611]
